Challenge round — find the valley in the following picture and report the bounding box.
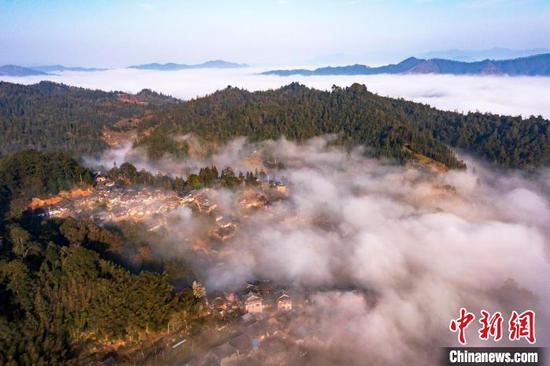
[1,82,549,365]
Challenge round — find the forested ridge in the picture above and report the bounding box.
[137,83,466,168]
[0,151,202,365]
[399,101,550,168]
[2,81,549,169]
[0,81,176,156]
[137,83,550,169]
[0,150,93,218]
[0,215,202,365]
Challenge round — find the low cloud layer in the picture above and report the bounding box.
[97,137,550,365]
[2,67,550,119]
[86,136,259,177]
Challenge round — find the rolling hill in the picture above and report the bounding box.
[136,83,550,169]
[0,81,177,156]
[1,81,549,169]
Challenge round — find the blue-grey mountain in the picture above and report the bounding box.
[263,53,550,77]
[32,65,107,73]
[0,65,48,76]
[419,48,549,62]
[128,60,246,71]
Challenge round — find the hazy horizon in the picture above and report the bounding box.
[2,46,550,70]
[2,0,550,68]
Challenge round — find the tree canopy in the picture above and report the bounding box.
[137,83,550,169]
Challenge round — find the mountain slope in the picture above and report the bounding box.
[135,83,550,169]
[0,81,176,156]
[263,53,550,76]
[1,81,548,169]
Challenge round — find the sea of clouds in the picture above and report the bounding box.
[2,67,550,119]
[90,136,550,365]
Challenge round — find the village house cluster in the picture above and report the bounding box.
[208,280,298,320]
[38,172,289,244]
[180,185,286,242]
[41,174,185,231]
[185,281,308,365]
[194,311,305,366]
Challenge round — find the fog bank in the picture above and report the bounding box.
[94,137,550,365]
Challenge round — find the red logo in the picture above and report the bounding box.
[449,308,475,345]
[509,310,536,344]
[450,309,536,345]
[478,310,503,342]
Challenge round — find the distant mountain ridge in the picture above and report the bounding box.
[263,53,550,77]
[0,64,105,76]
[0,65,48,76]
[128,60,247,71]
[0,60,247,76]
[33,65,107,73]
[419,48,550,62]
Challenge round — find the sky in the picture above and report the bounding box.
[1,0,550,67]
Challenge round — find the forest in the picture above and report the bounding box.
[108,162,261,192]
[0,150,94,218]
[0,214,202,365]
[2,81,549,169]
[0,81,175,157]
[0,148,272,364]
[136,83,550,169]
[0,150,203,365]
